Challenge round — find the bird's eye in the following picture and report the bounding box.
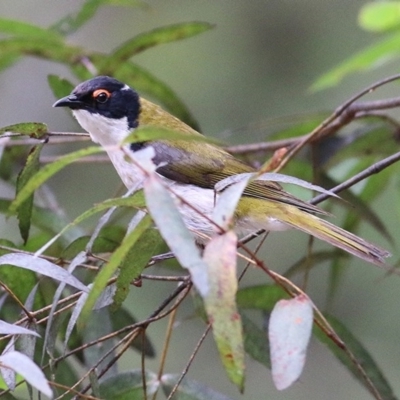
[93,89,111,104]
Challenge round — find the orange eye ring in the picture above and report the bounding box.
[93,89,111,103]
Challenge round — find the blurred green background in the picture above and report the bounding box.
[0,1,399,399]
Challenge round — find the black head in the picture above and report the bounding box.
[53,76,140,129]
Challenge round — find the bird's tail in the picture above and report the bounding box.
[240,198,391,266]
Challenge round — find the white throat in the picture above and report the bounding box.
[72,109,130,147]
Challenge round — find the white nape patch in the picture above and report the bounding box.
[72,109,130,147]
[122,85,130,91]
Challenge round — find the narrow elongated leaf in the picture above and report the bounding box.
[0,37,81,65]
[144,174,210,295]
[358,2,400,32]
[315,314,397,400]
[9,146,103,214]
[16,144,43,243]
[99,370,159,399]
[312,31,400,90]
[0,351,53,398]
[162,374,234,400]
[0,253,87,292]
[100,22,213,71]
[113,227,164,309]
[0,321,39,337]
[51,0,104,35]
[0,122,48,139]
[78,214,153,328]
[0,18,61,40]
[35,192,145,256]
[202,232,245,390]
[269,295,313,390]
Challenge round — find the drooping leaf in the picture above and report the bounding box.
[9,146,103,215]
[16,144,44,243]
[358,2,400,32]
[0,123,48,139]
[0,321,39,337]
[269,294,313,390]
[315,314,396,400]
[202,232,245,390]
[161,374,234,400]
[143,173,210,295]
[78,214,153,328]
[113,227,164,309]
[100,22,214,72]
[0,351,53,398]
[0,253,87,292]
[312,31,400,91]
[99,370,159,400]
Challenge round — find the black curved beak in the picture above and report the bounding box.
[53,94,83,109]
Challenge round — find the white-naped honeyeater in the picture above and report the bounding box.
[53,76,390,266]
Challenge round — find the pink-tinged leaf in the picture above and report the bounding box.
[269,294,313,390]
[0,253,87,292]
[202,232,245,390]
[0,351,53,398]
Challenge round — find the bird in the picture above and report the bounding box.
[53,76,390,266]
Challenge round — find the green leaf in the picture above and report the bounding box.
[100,22,214,72]
[16,144,43,243]
[0,240,37,304]
[359,2,400,32]
[78,214,153,328]
[0,37,83,66]
[237,284,288,310]
[47,74,75,98]
[0,122,48,139]
[241,313,270,369]
[161,374,235,400]
[312,31,400,91]
[113,227,164,309]
[37,193,146,254]
[9,146,103,214]
[202,232,245,390]
[99,370,159,399]
[51,0,104,36]
[111,61,200,130]
[0,18,62,40]
[0,198,82,244]
[315,314,397,400]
